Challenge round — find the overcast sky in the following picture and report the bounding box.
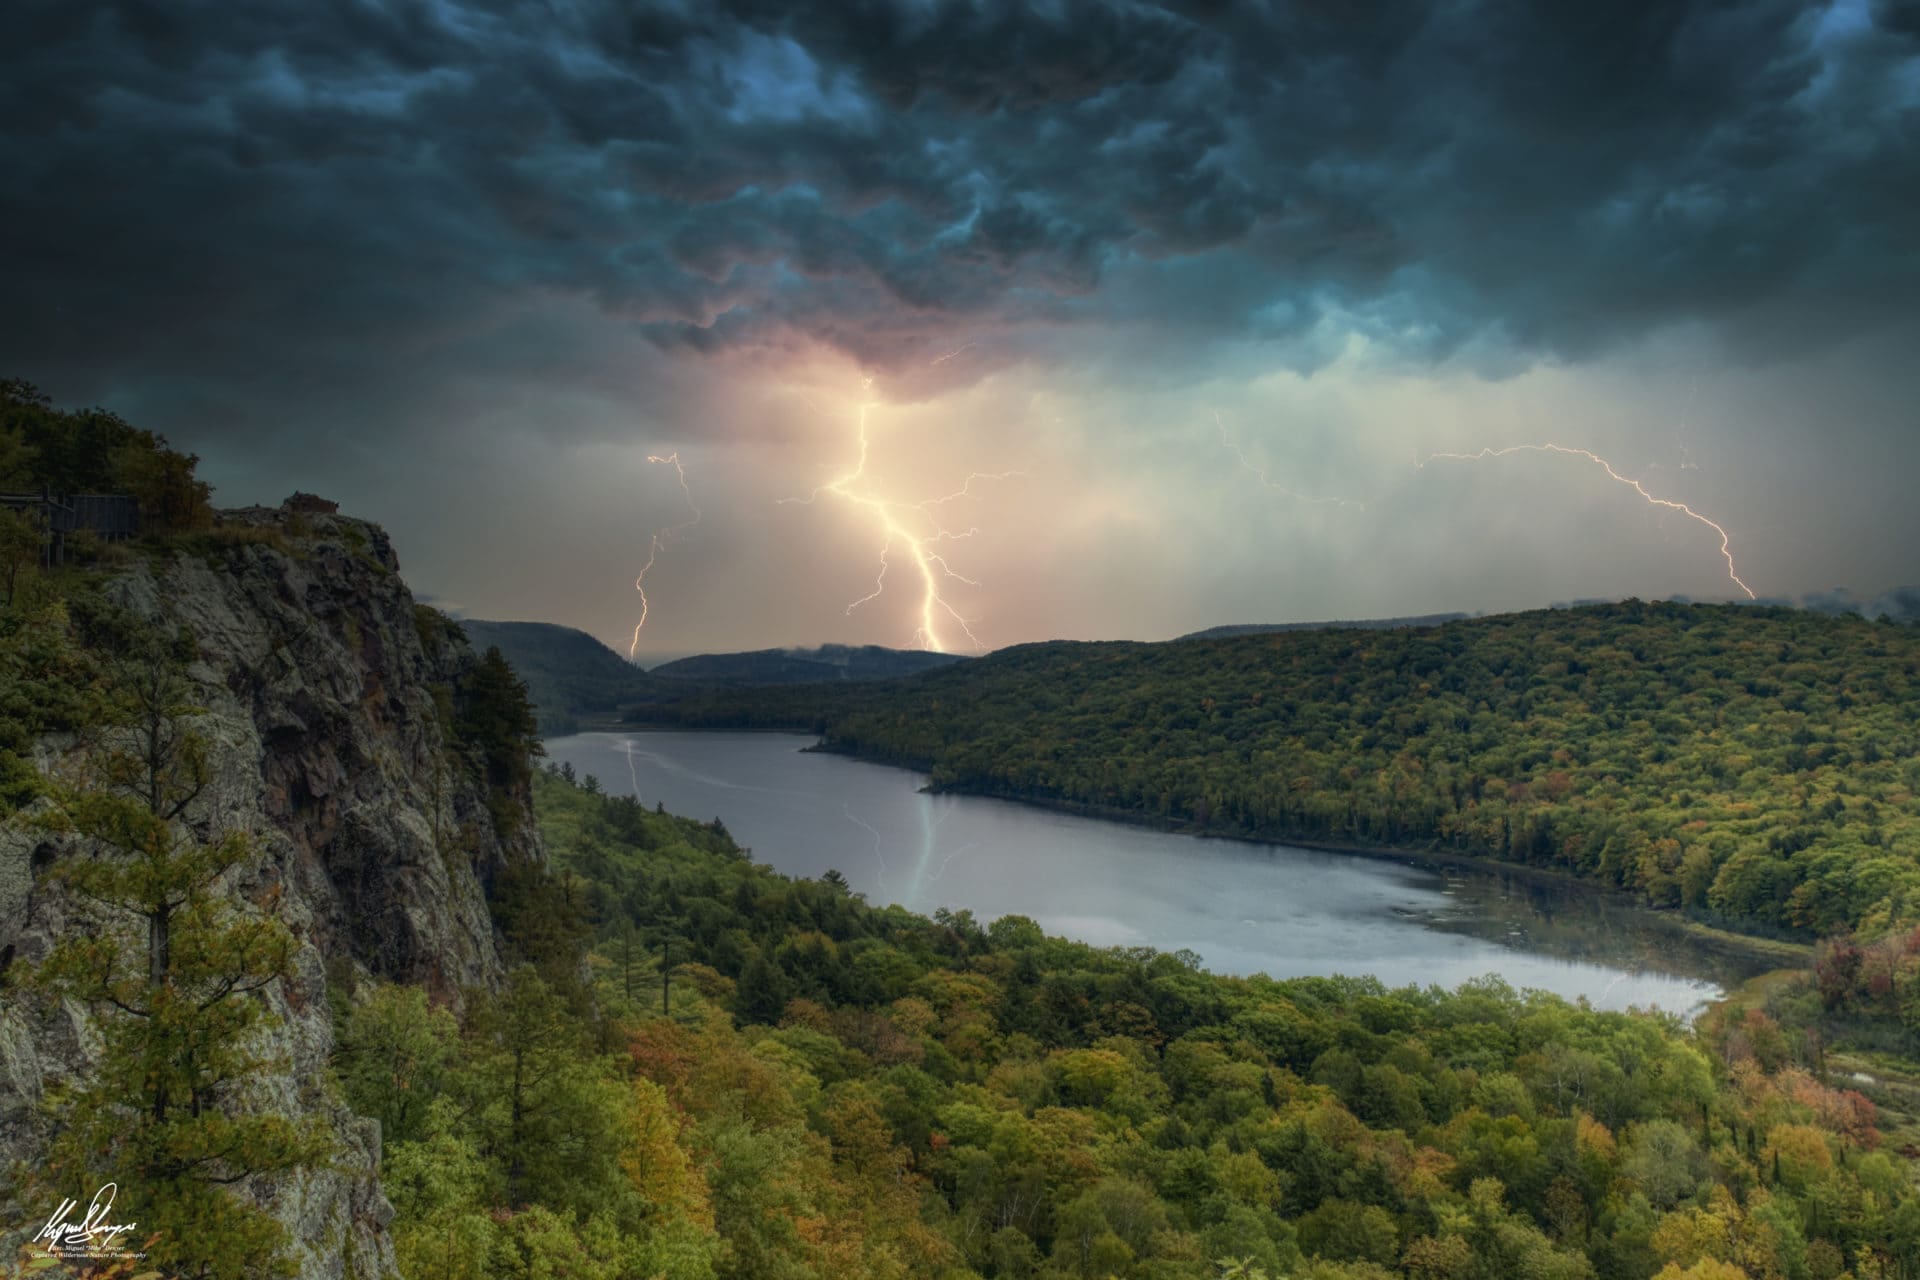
[6,0,1918,656]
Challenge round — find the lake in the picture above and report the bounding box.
[545,731,1772,1014]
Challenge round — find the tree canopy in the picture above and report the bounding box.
[333,764,1920,1280]
[1,378,212,531]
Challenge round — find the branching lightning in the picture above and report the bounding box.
[783,376,1022,653]
[1217,412,1366,509]
[628,451,702,659]
[843,803,888,896]
[1417,443,1756,599]
[1219,397,1757,597]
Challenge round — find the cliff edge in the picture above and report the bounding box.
[0,507,539,1280]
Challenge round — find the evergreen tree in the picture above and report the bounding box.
[0,509,41,606]
[464,966,613,1212]
[335,985,460,1148]
[454,645,541,831]
[733,950,789,1026]
[28,640,330,1279]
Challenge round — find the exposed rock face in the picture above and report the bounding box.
[0,510,536,1280]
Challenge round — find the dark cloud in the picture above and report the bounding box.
[2,0,1916,432]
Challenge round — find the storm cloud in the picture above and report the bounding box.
[8,1,1917,399]
[4,1,1917,650]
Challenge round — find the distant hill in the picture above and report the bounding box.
[460,620,655,734]
[649,643,965,686]
[458,626,965,730]
[1179,612,1470,640]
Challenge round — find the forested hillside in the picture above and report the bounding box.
[344,763,1920,1279]
[461,619,659,733]
[654,602,1920,940]
[457,621,968,733]
[650,642,964,686]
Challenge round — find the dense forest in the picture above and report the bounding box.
[0,378,214,535]
[340,761,1920,1280]
[649,604,1920,941]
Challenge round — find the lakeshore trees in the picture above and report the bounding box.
[340,766,1920,1280]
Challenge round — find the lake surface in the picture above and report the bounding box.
[546,731,1772,1014]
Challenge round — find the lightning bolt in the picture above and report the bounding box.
[1596,971,1632,1008]
[1417,443,1755,599]
[783,376,1022,653]
[628,451,702,659]
[1217,412,1367,509]
[1676,381,1700,471]
[925,840,977,886]
[843,803,888,897]
[929,342,976,366]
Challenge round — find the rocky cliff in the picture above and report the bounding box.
[0,507,538,1279]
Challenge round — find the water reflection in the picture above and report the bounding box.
[547,731,1772,1015]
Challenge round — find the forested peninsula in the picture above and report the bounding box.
[649,605,1920,942]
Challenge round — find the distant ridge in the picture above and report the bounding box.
[460,620,655,734]
[456,626,969,731]
[1179,612,1471,641]
[650,643,965,685]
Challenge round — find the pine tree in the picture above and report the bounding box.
[733,951,789,1026]
[29,639,330,1279]
[464,966,589,1209]
[454,645,542,831]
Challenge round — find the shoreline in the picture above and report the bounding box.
[923,780,1812,972]
[555,724,1814,977]
[814,741,1813,971]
